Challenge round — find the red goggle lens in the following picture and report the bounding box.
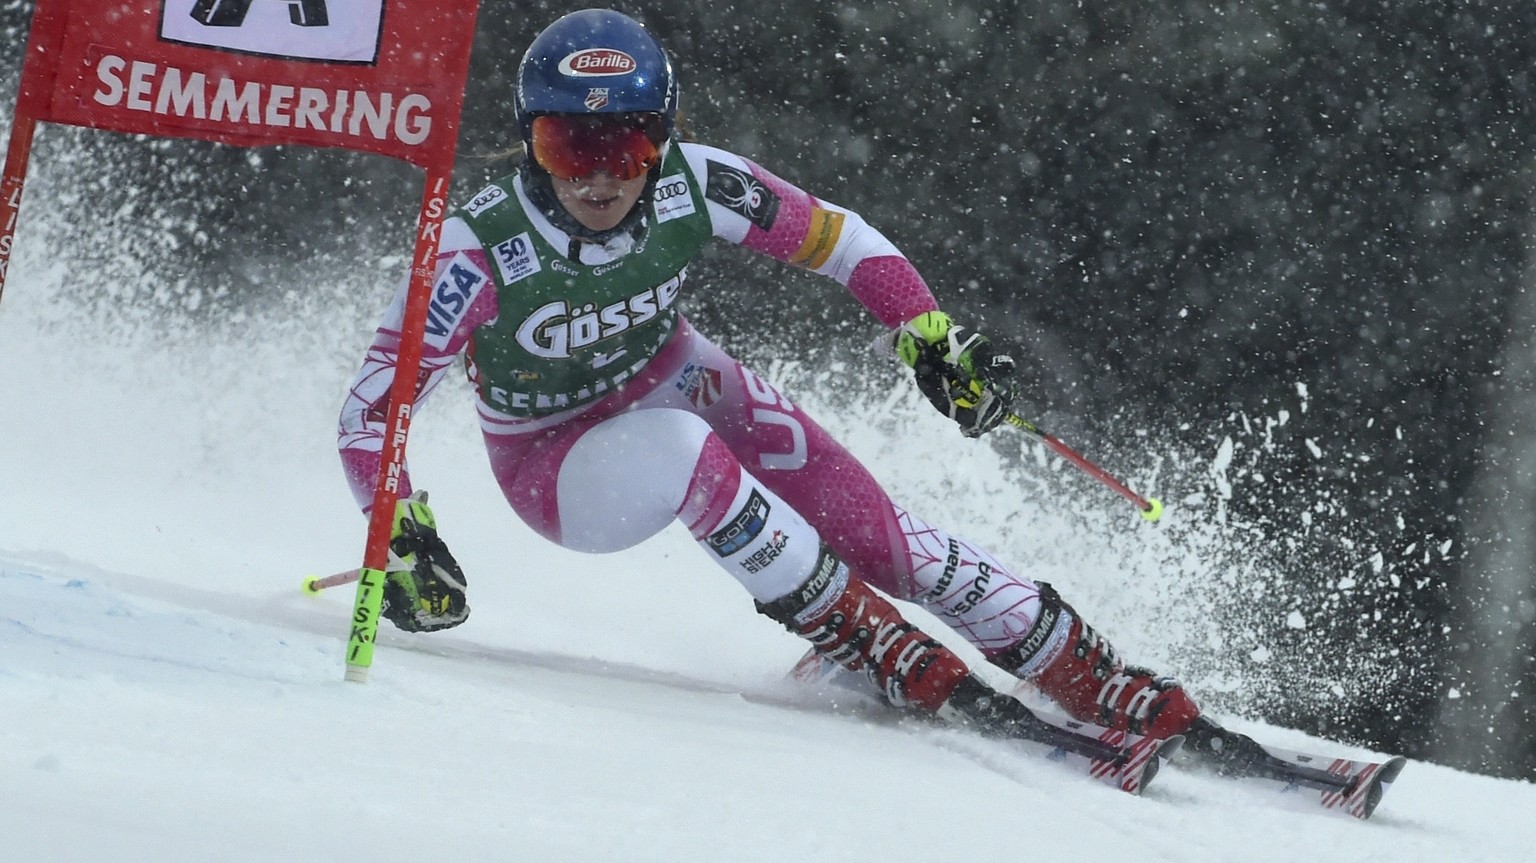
[530,114,663,181]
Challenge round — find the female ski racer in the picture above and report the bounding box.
[338,8,1254,762]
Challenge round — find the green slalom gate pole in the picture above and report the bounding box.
[344,568,388,681]
[1005,414,1164,522]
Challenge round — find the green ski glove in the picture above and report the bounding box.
[894,311,1018,438]
[381,491,470,633]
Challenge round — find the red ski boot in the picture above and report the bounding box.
[992,583,1201,739]
[757,546,971,711]
[764,556,1185,793]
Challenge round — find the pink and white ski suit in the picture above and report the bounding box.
[339,143,1053,664]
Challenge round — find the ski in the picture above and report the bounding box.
[786,648,1405,818]
[939,676,1181,796]
[1177,725,1408,820]
[783,648,1179,796]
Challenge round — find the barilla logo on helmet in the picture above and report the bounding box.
[558,49,638,77]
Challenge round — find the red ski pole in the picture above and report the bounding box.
[302,568,362,595]
[1005,414,1164,521]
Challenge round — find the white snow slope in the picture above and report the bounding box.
[2,183,1532,863]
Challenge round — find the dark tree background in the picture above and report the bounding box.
[2,1,1533,777]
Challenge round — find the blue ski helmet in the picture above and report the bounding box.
[515,10,678,149]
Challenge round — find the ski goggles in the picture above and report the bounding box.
[529,113,667,181]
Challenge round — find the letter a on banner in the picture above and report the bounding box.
[0,0,483,682]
